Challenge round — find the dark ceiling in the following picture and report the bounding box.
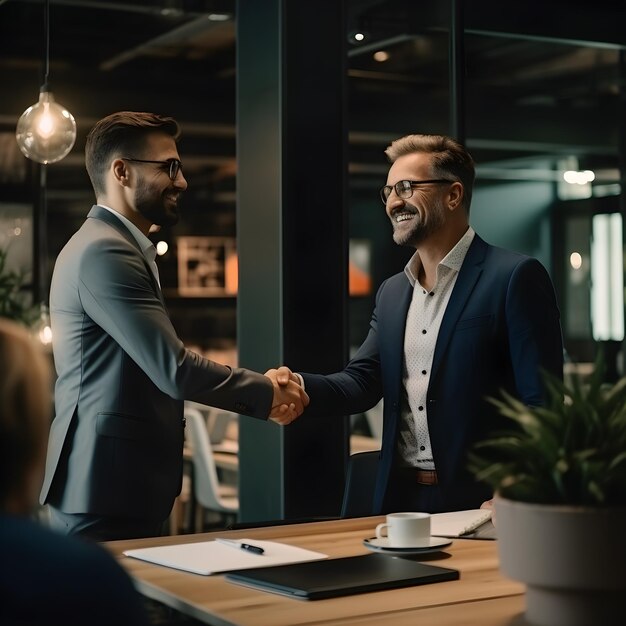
[0,0,624,195]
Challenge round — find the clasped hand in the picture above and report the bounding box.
[265,366,308,425]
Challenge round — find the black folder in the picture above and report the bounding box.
[225,553,459,600]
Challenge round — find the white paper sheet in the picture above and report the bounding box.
[124,539,328,576]
[430,509,493,537]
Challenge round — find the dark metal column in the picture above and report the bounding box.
[618,49,626,376]
[617,49,626,216]
[449,0,466,143]
[237,0,348,523]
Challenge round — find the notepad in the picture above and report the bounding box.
[123,539,327,576]
[430,509,493,537]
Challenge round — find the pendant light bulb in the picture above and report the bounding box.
[16,88,76,164]
[34,303,53,346]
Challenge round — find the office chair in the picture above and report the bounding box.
[186,401,235,445]
[185,407,238,529]
[340,450,380,518]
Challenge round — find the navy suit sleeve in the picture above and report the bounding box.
[301,282,386,416]
[505,258,563,405]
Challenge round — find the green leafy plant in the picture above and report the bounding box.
[469,354,626,507]
[0,246,38,326]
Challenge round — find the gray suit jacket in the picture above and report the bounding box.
[40,205,273,520]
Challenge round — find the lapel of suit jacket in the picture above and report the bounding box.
[429,234,488,384]
[380,275,413,405]
[87,205,167,308]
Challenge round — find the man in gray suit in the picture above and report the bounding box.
[41,111,307,541]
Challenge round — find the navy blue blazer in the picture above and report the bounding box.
[302,235,563,513]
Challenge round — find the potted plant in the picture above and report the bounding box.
[469,355,626,626]
[0,246,39,325]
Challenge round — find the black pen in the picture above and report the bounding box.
[215,538,265,554]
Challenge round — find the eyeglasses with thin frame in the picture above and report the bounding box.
[121,157,182,181]
[379,178,453,205]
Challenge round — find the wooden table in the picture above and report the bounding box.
[350,434,381,454]
[106,517,527,626]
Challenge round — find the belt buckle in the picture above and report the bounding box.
[416,469,437,485]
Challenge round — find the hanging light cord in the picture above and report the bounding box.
[42,0,50,90]
[40,0,51,304]
[14,0,77,166]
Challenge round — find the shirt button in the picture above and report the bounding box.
[422,370,427,375]
[420,446,426,451]
[422,329,427,334]
[429,292,434,296]
[418,406,424,411]
[422,290,426,294]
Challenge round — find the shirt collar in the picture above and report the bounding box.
[98,204,156,261]
[404,226,476,287]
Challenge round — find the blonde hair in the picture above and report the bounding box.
[384,134,475,213]
[0,318,51,507]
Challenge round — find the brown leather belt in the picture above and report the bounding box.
[415,469,438,485]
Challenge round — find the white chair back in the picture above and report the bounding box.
[184,407,238,515]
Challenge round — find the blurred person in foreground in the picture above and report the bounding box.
[268,133,563,515]
[41,111,308,541]
[0,318,148,626]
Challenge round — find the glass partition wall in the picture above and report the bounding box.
[345,1,624,447]
[0,0,624,519]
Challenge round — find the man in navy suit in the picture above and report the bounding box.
[268,134,563,514]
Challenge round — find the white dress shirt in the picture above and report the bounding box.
[397,227,475,470]
[99,204,161,288]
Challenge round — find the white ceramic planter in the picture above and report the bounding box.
[495,496,626,626]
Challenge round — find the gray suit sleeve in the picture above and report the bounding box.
[78,237,273,419]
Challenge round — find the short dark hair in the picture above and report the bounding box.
[384,134,476,214]
[85,111,181,197]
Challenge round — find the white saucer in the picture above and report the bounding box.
[363,536,452,555]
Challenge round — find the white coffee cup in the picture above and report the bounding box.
[375,512,431,547]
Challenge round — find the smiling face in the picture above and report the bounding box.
[127,132,187,228]
[384,152,451,248]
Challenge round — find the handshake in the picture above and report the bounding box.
[264,366,308,425]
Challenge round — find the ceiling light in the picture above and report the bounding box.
[347,28,371,45]
[373,50,390,62]
[208,13,232,21]
[15,0,76,164]
[563,170,595,185]
[569,252,583,270]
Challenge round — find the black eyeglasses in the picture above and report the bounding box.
[380,179,453,204]
[121,157,182,181]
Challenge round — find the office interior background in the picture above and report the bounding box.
[0,0,624,522]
